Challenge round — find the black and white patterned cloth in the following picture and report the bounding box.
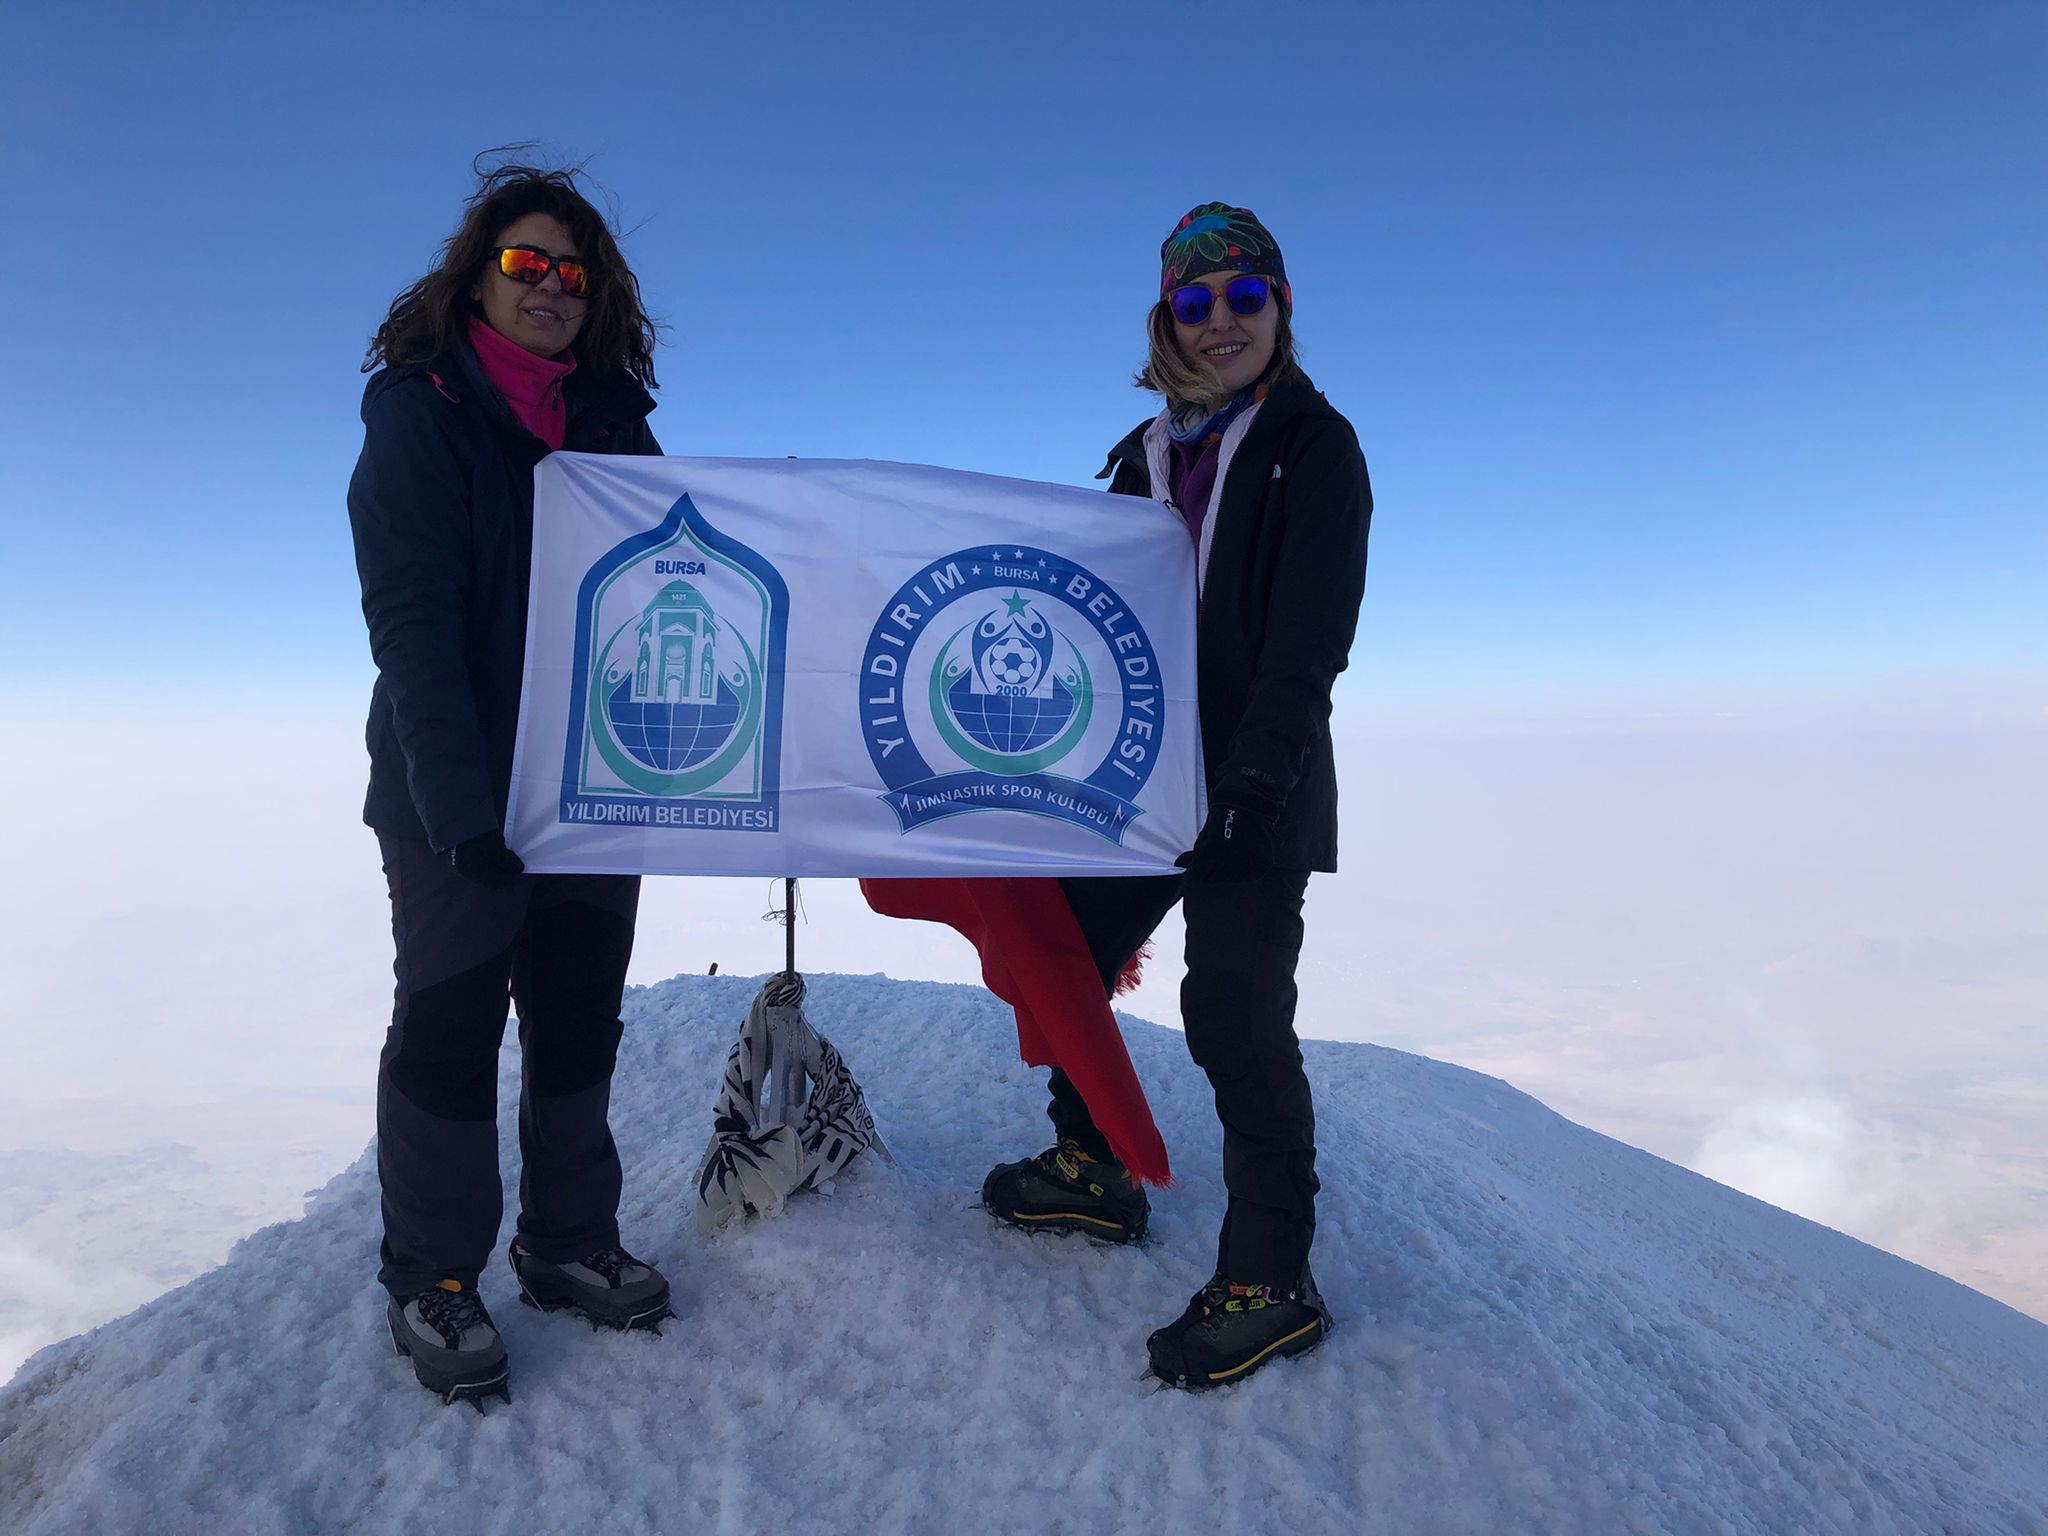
[694,975,889,1235]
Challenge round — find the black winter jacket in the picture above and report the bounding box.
[1098,374,1371,871]
[347,336,660,851]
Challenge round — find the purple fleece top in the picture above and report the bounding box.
[1168,435,1223,546]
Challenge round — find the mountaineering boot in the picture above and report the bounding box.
[387,1280,511,1407]
[508,1239,674,1331]
[1146,1265,1333,1390]
[981,1138,1150,1243]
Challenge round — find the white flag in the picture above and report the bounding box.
[505,454,1202,877]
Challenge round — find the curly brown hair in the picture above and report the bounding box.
[365,154,658,387]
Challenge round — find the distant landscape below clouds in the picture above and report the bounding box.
[2,684,2042,1380]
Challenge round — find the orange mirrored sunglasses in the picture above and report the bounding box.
[490,245,593,299]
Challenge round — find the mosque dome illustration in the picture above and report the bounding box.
[599,580,746,772]
[945,596,1078,756]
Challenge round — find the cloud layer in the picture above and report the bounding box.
[2,696,2043,1378]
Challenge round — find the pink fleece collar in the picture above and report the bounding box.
[466,314,577,450]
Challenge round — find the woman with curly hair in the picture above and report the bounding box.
[349,160,672,1404]
[981,202,1373,1390]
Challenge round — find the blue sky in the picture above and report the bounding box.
[2,1,2042,715]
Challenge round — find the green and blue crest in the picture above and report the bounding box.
[860,545,1162,844]
[562,494,786,832]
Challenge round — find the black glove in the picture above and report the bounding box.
[448,829,526,888]
[1176,773,1283,882]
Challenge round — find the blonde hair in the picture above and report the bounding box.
[1136,297,1301,414]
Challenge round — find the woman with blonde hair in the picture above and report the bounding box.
[982,202,1373,1390]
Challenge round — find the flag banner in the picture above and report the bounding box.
[505,454,1202,877]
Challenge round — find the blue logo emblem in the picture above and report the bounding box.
[562,495,787,832]
[860,546,1164,842]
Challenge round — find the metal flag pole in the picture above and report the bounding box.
[784,877,797,976]
[763,877,803,1008]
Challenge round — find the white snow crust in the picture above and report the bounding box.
[2,973,2043,1535]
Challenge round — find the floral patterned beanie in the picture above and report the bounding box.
[1159,202,1290,309]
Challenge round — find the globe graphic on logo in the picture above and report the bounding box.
[945,670,1077,755]
[604,674,743,772]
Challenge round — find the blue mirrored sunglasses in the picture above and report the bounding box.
[1167,274,1274,327]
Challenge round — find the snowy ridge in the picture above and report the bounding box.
[2,973,2043,1535]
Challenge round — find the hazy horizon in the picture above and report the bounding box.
[3,684,2041,1378]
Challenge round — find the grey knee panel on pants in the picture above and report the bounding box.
[514,896,634,1099]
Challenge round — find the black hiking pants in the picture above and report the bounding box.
[375,835,640,1297]
[1048,866,1318,1285]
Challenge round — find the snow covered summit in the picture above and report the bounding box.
[2,973,2043,1535]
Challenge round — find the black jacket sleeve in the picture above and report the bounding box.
[633,419,665,457]
[346,381,500,852]
[1218,415,1372,798]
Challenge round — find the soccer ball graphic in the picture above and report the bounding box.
[985,635,1041,691]
[949,598,1078,755]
